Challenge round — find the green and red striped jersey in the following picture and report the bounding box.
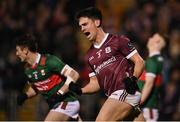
[24,54,77,102]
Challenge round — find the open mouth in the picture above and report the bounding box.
[84,32,90,37]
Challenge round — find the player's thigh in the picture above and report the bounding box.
[96,98,133,121]
[45,100,80,121]
[45,111,70,121]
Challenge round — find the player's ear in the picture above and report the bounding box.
[23,47,29,55]
[95,19,100,27]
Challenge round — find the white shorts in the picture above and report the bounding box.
[143,108,159,122]
[109,90,141,107]
[50,100,80,119]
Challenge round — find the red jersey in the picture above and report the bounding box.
[85,34,137,96]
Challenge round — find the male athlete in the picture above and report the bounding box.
[138,33,166,121]
[69,7,145,121]
[15,34,80,121]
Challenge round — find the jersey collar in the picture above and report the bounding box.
[31,53,41,69]
[149,51,160,57]
[94,33,109,49]
[35,53,41,64]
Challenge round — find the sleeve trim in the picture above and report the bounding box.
[126,50,137,59]
[61,64,69,75]
[89,72,96,77]
[146,72,156,77]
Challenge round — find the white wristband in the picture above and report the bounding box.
[65,76,73,86]
[57,90,64,95]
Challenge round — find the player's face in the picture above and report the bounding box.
[147,34,158,49]
[147,37,153,49]
[16,46,28,62]
[79,17,99,41]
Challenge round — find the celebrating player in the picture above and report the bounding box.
[15,34,80,121]
[69,7,145,121]
[138,33,166,121]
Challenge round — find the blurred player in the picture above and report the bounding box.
[69,7,145,121]
[137,33,166,121]
[15,34,81,121]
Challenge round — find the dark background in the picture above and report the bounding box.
[0,0,179,121]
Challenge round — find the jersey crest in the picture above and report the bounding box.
[105,46,111,53]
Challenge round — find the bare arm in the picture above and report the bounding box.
[25,85,37,98]
[58,65,80,95]
[129,52,145,78]
[82,76,100,94]
[140,75,155,104]
[61,65,80,81]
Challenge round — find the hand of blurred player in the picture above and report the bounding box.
[17,93,28,106]
[46,92,64,109]
[53,92,63,101]
[123,76,139,94]
[69,82,82,95]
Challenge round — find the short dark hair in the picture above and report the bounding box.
[15,34,38,52]
[76,7,102,27]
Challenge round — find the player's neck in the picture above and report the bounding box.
[94,29,107,45]
[27,52,39,66]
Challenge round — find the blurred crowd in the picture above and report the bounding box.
[0,0,179,121]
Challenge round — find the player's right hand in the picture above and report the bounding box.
[69,82,82,95]
[123,76,139,95]
[17,93,28,106]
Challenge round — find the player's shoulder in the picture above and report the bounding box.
[111,34,131,42]
[42,53,51,61]
[44,53,58,59]
[119,35,130,41]
[44,53,54,58]
[146,56,159,65]
[44,53,61,63]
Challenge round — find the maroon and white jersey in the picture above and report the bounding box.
[85,33,137,96]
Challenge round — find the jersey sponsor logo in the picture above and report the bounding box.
[34,78,51,86]
[94,56,116,74]
[34,74,62,91]
[105,46,111,53]
[36,86,48,91]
